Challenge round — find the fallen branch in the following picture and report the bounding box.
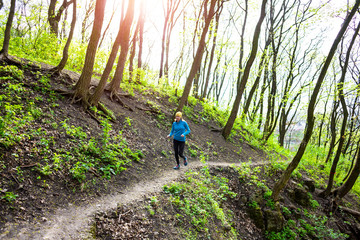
[20,163,37,168]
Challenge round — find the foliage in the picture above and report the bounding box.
[266,210,348,240]
[163,166,237,238]
[1,191,18,203]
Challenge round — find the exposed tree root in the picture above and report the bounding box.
[210,126,223,132]
[86,108,101,124]
[339,206,360,220]
[4,55,41,70]
[98,102,116,122]
[54,88,74,96]
[110,92,134,111]
[135,105,159,114]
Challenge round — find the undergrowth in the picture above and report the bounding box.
[163,165,238,239]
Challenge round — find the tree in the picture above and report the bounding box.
[0,0,16,58]
[98,0,118,49]
[201,0,222,100]
[221,0,268,139]
[129,2,144,82]
[159,0,185,80]
[91,0,135,105]
[320,19,360,197]
[107,0,136,97]
[175,0,218,115]
[136,0,145,83]
[0,0,3,10]
[332,140,360,201]
[48,0,74,36]
[52,0,77,72]
[73,0,106,104]
[271,0,360,201]
[81,0,96,44]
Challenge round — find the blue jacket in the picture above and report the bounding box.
[169,120,191,142]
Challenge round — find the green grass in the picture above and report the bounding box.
[163,166,238,239]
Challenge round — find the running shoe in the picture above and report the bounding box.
[184,157,188,166]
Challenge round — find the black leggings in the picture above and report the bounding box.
[173,139,185,165]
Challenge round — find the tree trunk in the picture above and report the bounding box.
[221,0,267,139]
[136,0,145,83]
[243,38,270,117]
[53,0,77,72]
[333,144,360,200]
[325,100,339,163]
[0,0,3,10]
[129,20,140,82]
[319,20,360,198]
[202,1,222,100]
[175,0,217,115]
[48,0,58,34]
[271,0,360,201]
[73,0,106,103]
[159,12,169,79]
[98,1,117,49]
[0,0,16,58]
[81,0,96,44]
[90,1,129,105]
[48,0,74,37]
[108,0,136,95]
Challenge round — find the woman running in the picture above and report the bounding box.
[167,112,191,170]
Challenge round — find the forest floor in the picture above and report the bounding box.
[0,57,360,239]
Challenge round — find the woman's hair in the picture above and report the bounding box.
[174,111,182,122]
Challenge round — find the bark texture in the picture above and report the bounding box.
[74,0,106,102]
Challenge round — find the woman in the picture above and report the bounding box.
[167,112,191,170]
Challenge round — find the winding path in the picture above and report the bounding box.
[1,161,267,240]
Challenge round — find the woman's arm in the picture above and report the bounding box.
[183,122,191,136]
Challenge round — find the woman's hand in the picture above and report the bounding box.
[167,134,170,138]
[181,134,184,137]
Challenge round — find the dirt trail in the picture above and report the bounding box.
[1,160,266,240]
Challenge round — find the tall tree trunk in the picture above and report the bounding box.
[202,1,222,100]
[159,8,169,79]
[129,20,140,82]
[136,0,145,83]
[325,100,339,163]
[98,2,117,49]
[175,0,217,115]
[73,0,106,103]
[333,142,360,200]
[243,38,270,117]
[0,0,3,10]
[271,0,360,201]
[90,1,129,105]
[48,0,74,37]
[53,0,77,72]
[0,0,16,58]
[81,0,96,44]
[319,20,360,197]
[221,0,267,139]
[108,0,136,96]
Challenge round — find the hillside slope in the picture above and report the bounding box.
[0,58,359,240]
[0,58,265,238]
